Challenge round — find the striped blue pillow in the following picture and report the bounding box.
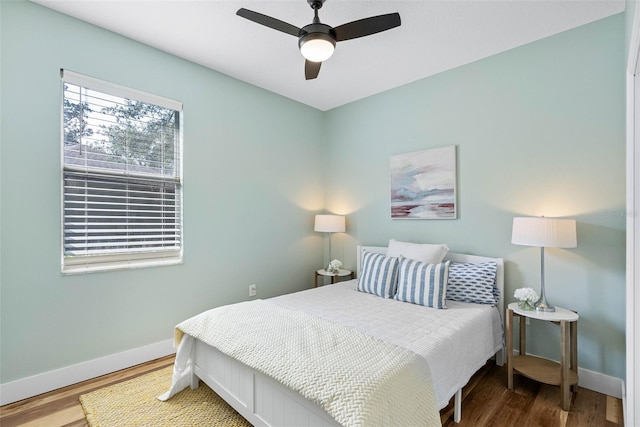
[357,251,399,298]
[394,258,450,309]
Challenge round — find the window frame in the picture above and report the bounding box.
[60,70,184,274]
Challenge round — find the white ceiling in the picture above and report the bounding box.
[32,0,624,111]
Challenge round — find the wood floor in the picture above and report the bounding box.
[0,356,623,427]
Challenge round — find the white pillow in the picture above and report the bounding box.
[386,239,449,264]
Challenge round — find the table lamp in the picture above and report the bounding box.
[511,216,577,312]
[314,214,345,269]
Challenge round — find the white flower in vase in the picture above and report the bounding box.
[327,259,342,274]
[514,287,539,310]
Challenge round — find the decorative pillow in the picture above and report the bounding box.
[446,262,498,305]
[357,250,399,298]
[394,257,450,309]
[386,239,449,264]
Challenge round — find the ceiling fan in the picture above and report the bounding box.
[236,0,401,80]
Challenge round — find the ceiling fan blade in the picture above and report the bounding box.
[236,8,301,37]
[305,60,322,80]
[334,12,401,42]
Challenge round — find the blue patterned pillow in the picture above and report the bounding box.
[394,258,450,309]
[357,251,399,298]
[446,262,498,305]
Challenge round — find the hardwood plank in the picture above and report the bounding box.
[606,395,623,424]
[566,380,613,427]
[498,372,542,425]
[527,382,569,427]
[17,406,86,427]
[2,394,88,427]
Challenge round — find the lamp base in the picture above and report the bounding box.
[534,301,555,312]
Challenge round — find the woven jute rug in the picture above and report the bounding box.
[79,366,251,426]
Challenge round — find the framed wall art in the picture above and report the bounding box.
[390,145,457,219]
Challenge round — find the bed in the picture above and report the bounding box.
[159,245,505,426]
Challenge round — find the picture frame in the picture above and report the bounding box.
[390,145,457,219]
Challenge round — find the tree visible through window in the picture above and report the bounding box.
[61,70,183,273]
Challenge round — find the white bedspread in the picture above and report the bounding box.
[160,299,441,427]
[269,280,503,409]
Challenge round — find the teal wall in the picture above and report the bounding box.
[627,0,637,60]
[323,14,626,379]
[0,2,626,384]
[0,1,325,383]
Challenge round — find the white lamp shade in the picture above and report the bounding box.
[512,217,577,248]
[314,214,345,233]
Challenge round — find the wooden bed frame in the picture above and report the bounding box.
[188,246,505,426]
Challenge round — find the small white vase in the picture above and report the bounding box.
[518,301,534,311]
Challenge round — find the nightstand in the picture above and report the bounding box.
[314,269,354,287]
[506,302,579,410]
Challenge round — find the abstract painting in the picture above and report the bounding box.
[390,145,457,219]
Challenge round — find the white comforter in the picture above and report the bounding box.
[269,280,503,409]
[160,298,441,427]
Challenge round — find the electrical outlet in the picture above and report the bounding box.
[249,284,257,297]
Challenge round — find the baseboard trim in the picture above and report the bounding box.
[578,366,624,399]
[0,338,175,406]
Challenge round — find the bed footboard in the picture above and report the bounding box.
[192,339,340,427]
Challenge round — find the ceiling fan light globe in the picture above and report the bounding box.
[300,36,335,62]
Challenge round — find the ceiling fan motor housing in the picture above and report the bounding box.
[299,23,336,48]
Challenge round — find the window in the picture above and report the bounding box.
[61,70,183,273]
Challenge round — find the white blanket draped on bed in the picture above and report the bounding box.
[270,280,503,409]
[159,299,441,427]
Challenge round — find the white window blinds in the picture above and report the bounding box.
[61,70,183,273]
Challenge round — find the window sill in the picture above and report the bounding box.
[62,257,183,275]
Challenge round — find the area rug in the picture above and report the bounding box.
[79,366,251,427]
